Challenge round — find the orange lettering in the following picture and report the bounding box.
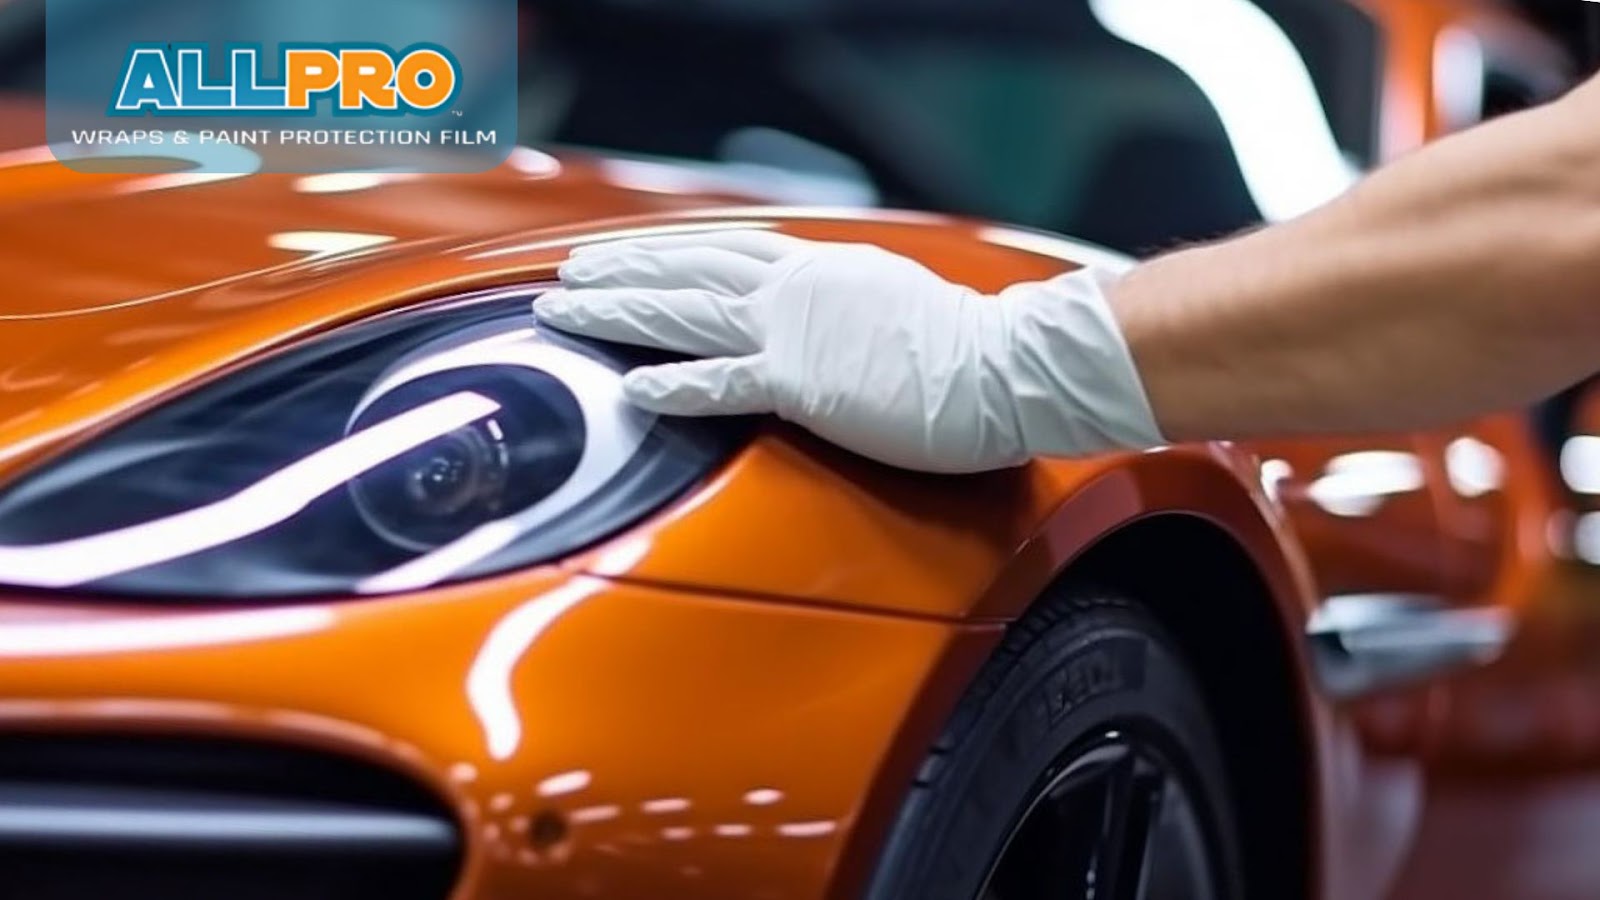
[285,49,340,110]
[395,49,456,110]
[339,49,396,109]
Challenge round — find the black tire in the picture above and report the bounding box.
[865,589,1245,900]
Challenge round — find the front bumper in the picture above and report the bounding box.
[0,569,998,900]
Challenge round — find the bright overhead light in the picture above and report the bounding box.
[1445,436,1504,498]
[1088,0,1359,221]
[1561,436,1600,494]
[1434,26,1486,133]
[1574,512,1600,565]
[1306,451,1425,518]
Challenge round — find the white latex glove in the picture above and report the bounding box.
[532,230,1163,473]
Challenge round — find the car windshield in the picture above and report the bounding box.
[0,0,1381,254]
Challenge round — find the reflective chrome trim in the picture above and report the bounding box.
[1306,593,1513,699]
[0,783,455,853]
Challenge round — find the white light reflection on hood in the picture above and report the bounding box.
[468,578,603,761]
[268,230,395,258]
[976,226,1135,275]
[469,221,776,261]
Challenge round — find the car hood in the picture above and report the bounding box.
[0,134,756,479]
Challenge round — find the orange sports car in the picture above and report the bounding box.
[0,163,1539,900]
[0,2,1574,900]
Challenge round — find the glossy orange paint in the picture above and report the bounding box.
[1414,0,1600,784]
[0,148,1349,900]
[1349,0,1566,157]
[1250,434,1449,599]
[1262,7,1600,896]
[1351,0,1462,154]
[0,574,999,900]
[1350,0,1570,591]
[1302,14,1600,900]
[0,163,1316,625]
[0,21,1567,890]
[1246,0,1567,622]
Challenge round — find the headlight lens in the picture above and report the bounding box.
[347,365,583,553]
[0,289,744,599]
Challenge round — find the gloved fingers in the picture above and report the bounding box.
[560,245,768,295]
[533,288,762,356]
[621,355,774,416]
[569,229,804,264]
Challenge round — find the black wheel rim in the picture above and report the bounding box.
[977,728,1223,900]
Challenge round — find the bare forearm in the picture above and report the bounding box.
[1115,79,1600,443]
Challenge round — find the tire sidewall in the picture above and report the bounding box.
[865,595,1244,900]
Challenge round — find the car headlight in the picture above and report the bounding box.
[0,288,744,599]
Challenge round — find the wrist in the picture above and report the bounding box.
[995,267,1166,458]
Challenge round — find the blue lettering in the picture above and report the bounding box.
[231,49,287,109]
[111,43,457,117]
[114,49,179,113]
[177,49,231,109]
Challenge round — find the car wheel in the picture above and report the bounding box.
[866,589,1245,900]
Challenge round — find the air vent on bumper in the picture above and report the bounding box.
[0,734,461,900]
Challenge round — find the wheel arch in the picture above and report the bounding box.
[979,447,1328,899]
[839,450,1332,900]
[1065,512,1314,900]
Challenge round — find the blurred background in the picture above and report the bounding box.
[3,0,1600,896]
[511,3,1600,897]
